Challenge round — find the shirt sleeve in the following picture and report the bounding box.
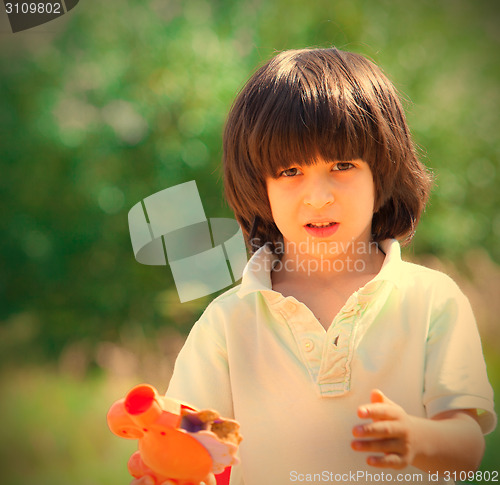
[165,301,235,419]
[423,276,497,434]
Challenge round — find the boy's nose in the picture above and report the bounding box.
[303,180,335,209]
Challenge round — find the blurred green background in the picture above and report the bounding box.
[0,0,498,483]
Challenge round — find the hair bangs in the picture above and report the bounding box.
[246,58,377,178]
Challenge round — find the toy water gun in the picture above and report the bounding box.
[107,384,242,485]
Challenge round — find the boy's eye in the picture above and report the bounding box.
[279,167,301,177]
[333,162,354,171]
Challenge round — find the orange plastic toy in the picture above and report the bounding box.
[107,384,240,485]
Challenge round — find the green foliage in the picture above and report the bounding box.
[0,368,135,485]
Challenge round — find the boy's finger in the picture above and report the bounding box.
[131,476,155,485]
[371,389,398,406]
[366,453,407,469]
[202,474,216,485]
[352,419,403,438]
[200,473,216,485]
[351,437,404,455]
[370,389,385,403]
[357,402,401,420]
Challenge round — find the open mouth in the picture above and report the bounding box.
[306,222,336,228]
[304,221,340,237]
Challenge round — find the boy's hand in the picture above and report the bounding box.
[130,478,160,485]
[351,389,418,469]
[130,477,174,485]
[130,473,216,485]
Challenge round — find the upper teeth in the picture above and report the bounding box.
[310,222,332,227]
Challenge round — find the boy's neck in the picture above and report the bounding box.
[270,240,386,328]
[272,240,386,285]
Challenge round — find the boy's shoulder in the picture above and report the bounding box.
[208,284,244,307]
[399,257,453,279]
[396,258,465,299]
[377,239,463,296]
[199,283,254,321]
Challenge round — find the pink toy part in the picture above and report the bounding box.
[107,384,240,485]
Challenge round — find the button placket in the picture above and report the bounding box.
[316,297,368,394]
[281,299,325,383]
[341,302,363,319]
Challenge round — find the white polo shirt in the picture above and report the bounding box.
[167,239,496,485]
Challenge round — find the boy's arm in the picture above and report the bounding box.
[352,389,485,474]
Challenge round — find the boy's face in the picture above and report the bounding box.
[266,158,376,260]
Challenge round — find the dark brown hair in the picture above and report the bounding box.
[223,47,433,252]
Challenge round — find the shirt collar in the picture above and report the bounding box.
[237,239,404,298]
[237,244,276,298]
[369,239,404,289]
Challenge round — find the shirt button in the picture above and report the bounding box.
[303,339,314,352]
